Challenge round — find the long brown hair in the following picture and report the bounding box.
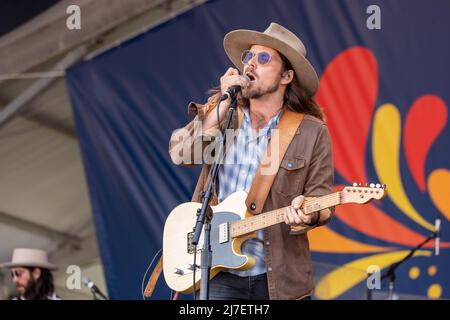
[279,53,324,121]
[23,267,55,300]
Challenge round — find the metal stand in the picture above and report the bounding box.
[376,230,438,300]
[191,97,238,300]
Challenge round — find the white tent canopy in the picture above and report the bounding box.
[0,0,206,299]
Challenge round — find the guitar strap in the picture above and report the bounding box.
[245,109,304,214]
[143,253,163,298]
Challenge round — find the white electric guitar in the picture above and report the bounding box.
[163,183,387,293]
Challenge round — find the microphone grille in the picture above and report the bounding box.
[82,277,91,287]
[435,219,441,232]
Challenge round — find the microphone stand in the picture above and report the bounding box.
[93,289,108,300]
[88,286,108,300]
[191,95,238,300]
[377,230,438,300]
[83,277,108,300]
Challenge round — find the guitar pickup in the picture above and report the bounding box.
[219,223,229,244]
[187,232,195,254]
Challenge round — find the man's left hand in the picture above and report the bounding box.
[284,195,319,227]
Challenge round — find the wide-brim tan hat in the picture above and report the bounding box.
[0,248,58,270]
[223,22,319,96]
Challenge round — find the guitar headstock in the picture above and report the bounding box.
[341,182,387,204]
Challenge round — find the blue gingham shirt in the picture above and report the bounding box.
[218,106,282,277]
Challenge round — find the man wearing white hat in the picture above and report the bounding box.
[169,23,334,299]
[0,248,60,300]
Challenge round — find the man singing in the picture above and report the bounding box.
[169,23,334,300]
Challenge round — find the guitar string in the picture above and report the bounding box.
[233,186,382,228]
[231,193,340,226]
[229,188,382,236]
[231,192,341,229]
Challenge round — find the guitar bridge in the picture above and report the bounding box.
[173,264,198,276]
[187,232,195,254]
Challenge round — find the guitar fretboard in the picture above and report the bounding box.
[230,192,341,238]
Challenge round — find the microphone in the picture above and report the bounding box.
[219,75,251,101]
[434,219,441,256]
[82,277,108,300]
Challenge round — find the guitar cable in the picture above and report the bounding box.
[140,248,162,300]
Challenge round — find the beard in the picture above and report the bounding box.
[242,80,279,99]
[22,277,38,300]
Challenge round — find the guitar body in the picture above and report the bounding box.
[163,191,256,293]
[163,184,386,293]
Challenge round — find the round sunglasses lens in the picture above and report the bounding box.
[241,50,253,64]
[258,52,271,64]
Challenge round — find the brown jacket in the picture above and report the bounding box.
[168,96,334,299]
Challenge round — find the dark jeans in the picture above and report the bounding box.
[195,272,269,300]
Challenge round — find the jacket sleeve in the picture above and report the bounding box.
[290,124,335,233]
[168,94,221,167]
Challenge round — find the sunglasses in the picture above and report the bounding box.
[241,50,272,65]
[11,270,24,278]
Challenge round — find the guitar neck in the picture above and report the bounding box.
[230,192,341,238]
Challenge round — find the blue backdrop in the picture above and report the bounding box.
[67,0,450,299]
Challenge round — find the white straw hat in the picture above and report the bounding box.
[0,248,58,270]
[224,22,319,96]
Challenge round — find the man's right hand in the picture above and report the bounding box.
[220,67,250,101]
[202,68,249,132]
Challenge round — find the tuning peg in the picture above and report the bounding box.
[369,183,375,188]
[353,182,358,187]
[365,183,369,187]
[382,184,386,189]
[376,183,381,188]
[359,182,363,187]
